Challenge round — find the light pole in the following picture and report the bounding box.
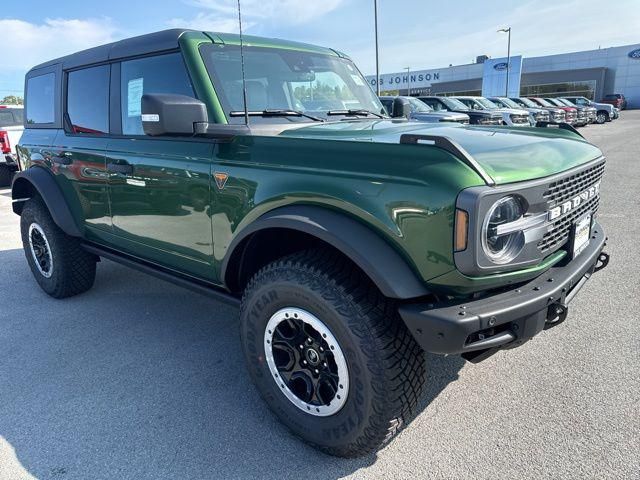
[405,67,411,96]
[498,27,511,96]
[374,0,380,96]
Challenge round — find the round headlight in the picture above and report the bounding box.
[482,196,525,264]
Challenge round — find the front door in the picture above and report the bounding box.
[105,52,215,280]
[105,138,214,279]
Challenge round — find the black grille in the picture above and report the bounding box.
[538,160,606,253]
[543,160,606,204]
[538,196,600,252]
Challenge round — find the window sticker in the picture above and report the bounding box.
[127,78,144,117]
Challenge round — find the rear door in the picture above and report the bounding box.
[50,65,111,233]
[105,52,215,280]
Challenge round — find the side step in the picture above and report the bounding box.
[82,243,241,307]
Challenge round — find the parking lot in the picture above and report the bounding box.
[0,114,638,480]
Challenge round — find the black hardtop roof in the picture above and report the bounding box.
[29,28,197,73]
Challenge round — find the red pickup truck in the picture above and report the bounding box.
[601,94,627,110]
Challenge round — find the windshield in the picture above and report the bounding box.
[545,98,563,106]
[494,97,520,109]
[407,97,432,112]
[200,43,385,123]
[440,97,469,111]
[0,108,24,127]
[556,99,572,107]
[515,97,537,108]
[534,98,554,107]
[475,97,500,109]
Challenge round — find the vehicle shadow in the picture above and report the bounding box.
[0,249,464,480]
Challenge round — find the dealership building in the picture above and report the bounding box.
[366,43,640,108]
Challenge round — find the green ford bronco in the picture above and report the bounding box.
[12,29,609,457]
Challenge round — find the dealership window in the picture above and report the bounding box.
[520,81,596,99]
[437,90,482,97]
[26,73,55,124]
[120,53,195,135]
[67,65,110,134]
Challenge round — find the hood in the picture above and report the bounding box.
[491,108,529,116]
[592,102,614,112]
[521,107,547,113]
[278,120,603,185]
[460,109,502,118]
[411,111,469,123]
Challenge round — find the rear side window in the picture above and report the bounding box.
[26,73,55,124]
[67,65,110,134]
[120,53,195,135]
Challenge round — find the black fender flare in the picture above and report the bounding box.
[221,205,430,299]
[11,167,83,237]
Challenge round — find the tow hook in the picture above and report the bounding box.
[545,303,568,329]
[594,251,610,273]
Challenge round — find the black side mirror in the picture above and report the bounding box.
[141,94,208,136]
[392,98,411,118]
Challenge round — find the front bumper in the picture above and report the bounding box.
[399,222,608,362]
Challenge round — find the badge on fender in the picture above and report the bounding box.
[214,172,229,190]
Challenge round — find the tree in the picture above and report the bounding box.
[1,95,23,105]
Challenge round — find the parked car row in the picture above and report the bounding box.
[378,93,620,129]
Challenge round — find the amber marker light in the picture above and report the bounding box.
[454,209,469,252]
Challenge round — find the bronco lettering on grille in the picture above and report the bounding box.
[547,182,600,221]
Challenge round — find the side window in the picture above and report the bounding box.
[380,99,393,115]
[26,73,55,124]
[67,65,110,134]
[120,53,195,135]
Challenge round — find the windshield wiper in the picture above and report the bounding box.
[229,109,325,122]
[326,109,385,119]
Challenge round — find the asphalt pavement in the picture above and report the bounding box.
[0,113,638,480]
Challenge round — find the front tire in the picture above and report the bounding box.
[596,111,608,124]
[20,198,97,298]
[240,249,426,457]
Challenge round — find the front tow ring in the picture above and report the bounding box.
[594,251,610,273]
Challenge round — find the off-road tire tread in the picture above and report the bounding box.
[242,248,426,457]
[21,198,96,298]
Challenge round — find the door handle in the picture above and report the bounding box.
[107,162,134,174]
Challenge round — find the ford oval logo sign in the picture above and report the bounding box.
[629,48,640,59]
[493,62,509,71]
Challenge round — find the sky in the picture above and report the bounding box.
[2,0,640,98]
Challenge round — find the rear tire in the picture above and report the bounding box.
[20,198,96,298]
[240,248,426,457]
[0,164,14,187]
